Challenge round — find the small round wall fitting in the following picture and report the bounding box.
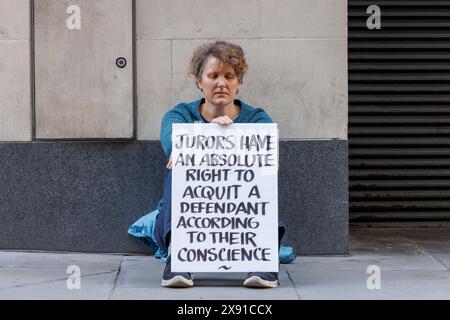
[116,57,127,68]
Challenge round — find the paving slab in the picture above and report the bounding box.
[0,272,117,300]
[0,267,69,289]
[398,228,450,255]
[350,226,450,255]
[2,226,450,300]
[285,251,446,272]
[0,251,121,299]
[112,256,299,300]
[114,255,163,289]
[288,269,450,300]
[350,227,425,253]
[432,254,450,270]
[0,251,123,271]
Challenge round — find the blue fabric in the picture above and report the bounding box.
[160,98,273,156]
[154,247,169,262]
[127,199,168,262]
[279,245,297,264]
[127,209,159,253]
[128,202,295,264]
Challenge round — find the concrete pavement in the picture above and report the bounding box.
[0,226,449,300]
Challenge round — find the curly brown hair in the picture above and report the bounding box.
[189,41,249,85]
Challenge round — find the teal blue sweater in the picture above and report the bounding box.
[160,98,273,157]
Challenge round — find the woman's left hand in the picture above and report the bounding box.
[166,154,173,170]
[211,115,234,126]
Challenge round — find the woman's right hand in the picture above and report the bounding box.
[166,115,233,170]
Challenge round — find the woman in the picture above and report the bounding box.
[154,41,285,288]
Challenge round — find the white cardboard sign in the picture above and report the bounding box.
[171,123,279,272]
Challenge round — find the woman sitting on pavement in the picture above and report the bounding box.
[154,40,285,288]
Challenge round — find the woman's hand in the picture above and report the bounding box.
[166,116,232,170]
[211,115,234,126]
[166,154,173,170]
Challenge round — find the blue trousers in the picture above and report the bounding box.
[154,170,285,252]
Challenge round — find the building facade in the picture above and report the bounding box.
[0,0,348,254]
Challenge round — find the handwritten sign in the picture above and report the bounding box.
[171,123,278,272]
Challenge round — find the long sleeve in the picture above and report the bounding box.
[160,109,187,157]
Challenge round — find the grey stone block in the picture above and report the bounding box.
[0,140,348,254]
[169,38,348,140]
[34,0,133,139]
[279,140,348,254]
[0,0,29,40]
[136,0,260,40]
[240,39,348,139]
[260,0,347,38]
[0,142,166,253]
[0,41,31,141]
[137,40,173,141]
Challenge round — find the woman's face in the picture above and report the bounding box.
[197,56,241,108]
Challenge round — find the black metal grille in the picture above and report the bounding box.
[349,0,450,221]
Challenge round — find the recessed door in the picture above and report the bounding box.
[34,0,133,139]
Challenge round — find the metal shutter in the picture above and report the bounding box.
[348,0,450,221]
